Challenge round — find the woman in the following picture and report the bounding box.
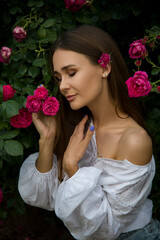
[18,25,160,240]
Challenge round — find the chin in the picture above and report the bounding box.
[69,102,85,111]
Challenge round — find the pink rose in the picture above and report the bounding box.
[10,108,32,128]
[98,53,110,68]
[126,71,152,97]
[0,46,12,64]
[26,95,42,113]
[129,39,148,59]
[34,87,49,101]
[42,97,60,116]
[157,86,160,92]
[3,85,16,101]
[13,27,27,42]
[0,188,3,203]
[64,0,85,12]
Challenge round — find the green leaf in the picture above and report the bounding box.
[42,68,51,84]
[0,139,4,150]
[33,58,45,67]
[26,85,35,95]
[4,140,23,156]
[37,18,44,24]
[37,27,47,39]
[151,68,160,76]
[18,65,28,76]
[42,19,56,28]
[30,22,38,29]
[28,66,40,78]
[1,100,19,118]
[35,1,44,7]
[9,7,19,14]
[0,130,20,140]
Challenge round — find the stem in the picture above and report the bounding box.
[145,57,160,69]
[151,79,160,85]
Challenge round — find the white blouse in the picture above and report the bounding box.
[18,131,155,240]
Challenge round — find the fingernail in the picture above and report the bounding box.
[90,125,94,132]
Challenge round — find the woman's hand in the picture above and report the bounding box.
[63,115,94,178]
[32,111,57,142]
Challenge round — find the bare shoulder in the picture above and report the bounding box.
[117,127,153,165]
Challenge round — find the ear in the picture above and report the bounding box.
[102,62,111,78]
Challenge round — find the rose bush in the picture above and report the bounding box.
[126,26,160,96]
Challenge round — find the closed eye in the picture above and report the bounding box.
[54,71,76,83]
[68,72,76,77]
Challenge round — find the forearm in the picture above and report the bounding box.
[36,137,55,173]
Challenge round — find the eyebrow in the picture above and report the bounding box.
[53,64,76,75]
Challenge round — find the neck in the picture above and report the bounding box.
[87,88,127,130]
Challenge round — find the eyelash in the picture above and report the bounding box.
[54,72,76,82]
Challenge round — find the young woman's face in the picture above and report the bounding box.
[53,49,106,110]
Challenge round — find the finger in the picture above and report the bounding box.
[32,112,46,133]
[75,115,88,134]
[82,124,94,146]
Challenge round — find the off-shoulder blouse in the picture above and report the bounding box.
[18,131,155,240]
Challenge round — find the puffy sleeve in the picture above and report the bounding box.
[54,157,155,240]
[18,152,59,211]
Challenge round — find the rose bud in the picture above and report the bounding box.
[13,27,27,42]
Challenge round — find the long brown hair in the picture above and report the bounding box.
[49,24,146,180]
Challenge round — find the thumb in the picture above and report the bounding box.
[83,125,95,146]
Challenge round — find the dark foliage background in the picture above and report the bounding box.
[0,0,160,239]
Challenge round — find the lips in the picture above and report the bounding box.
[66,94,77,101]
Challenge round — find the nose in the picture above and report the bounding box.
[59,77,70,93]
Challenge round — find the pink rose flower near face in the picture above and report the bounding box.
[13,27,27,42]
[42,97,60,116]
[34,86,49,101]
[64,0,85,12]
[129,39,148,59]
[157,86,160,92]
[26,95,42,113]
[3,85,16,101]
[0,47,12,64]
[126,71,152,97]
[10,108,32,128]
[98,53,110,68]
[0,188,3,203]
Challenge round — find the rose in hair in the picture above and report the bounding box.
[13,27,27,42]
[126,71,151,97]
[129,39,148,59]
[42,96,60,116]
[3,85,16,101]
[26,95,42,113]
[64,0,85,12]
[98,53,110,68]
[0,46,12,64]
[10,108,32,128]
[34,86,49,101]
